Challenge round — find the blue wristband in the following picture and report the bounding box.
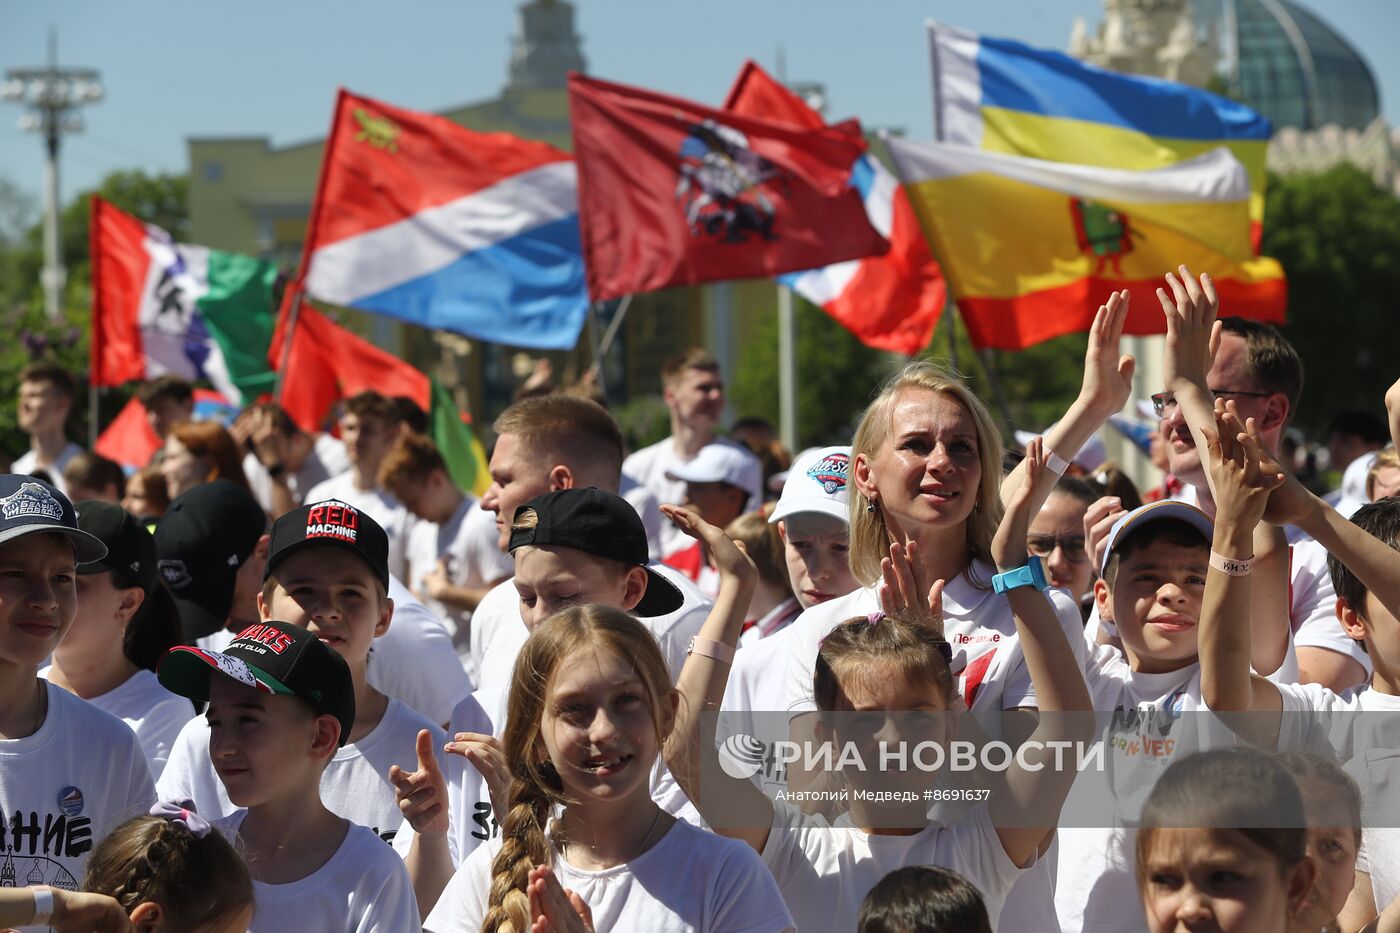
[991,556,1049,594]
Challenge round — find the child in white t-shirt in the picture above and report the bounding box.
[1191,404,1400,929]
[390,487,707,916]
[157,619,419,932]
[42,501,192,779]
[0,476,156,932]
[421,598,793,932]
[83,800,253,931]
[158,500,444,847]
[665,441,1093,933]
[380,433,513,671]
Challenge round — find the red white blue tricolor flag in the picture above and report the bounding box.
[300,89,589,350]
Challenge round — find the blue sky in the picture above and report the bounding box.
[2,0,1398,224]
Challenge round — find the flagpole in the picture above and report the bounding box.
[595,293,633,359]
[777,284,798,454]
[272,285,305,404]
[88,383,99,449]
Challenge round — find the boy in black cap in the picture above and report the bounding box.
[158,500,444,847]
[43,501,191,779]
[158,619,419,931]
[0,476,156,924]
[153,479,268,645]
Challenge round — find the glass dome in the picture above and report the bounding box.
[1197,0,1380,131]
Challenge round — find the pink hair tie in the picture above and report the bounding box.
[866,611,885,625]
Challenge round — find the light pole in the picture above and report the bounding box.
[2,30,103,321]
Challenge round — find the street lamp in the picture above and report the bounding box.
[2,30,103,321]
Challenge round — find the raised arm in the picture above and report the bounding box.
[659,505,772,854]
[1000,291,1135,509]
[1198,403,1286,723]
[1161,266,1291,676]
[990,438,1094,867]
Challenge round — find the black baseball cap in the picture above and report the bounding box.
[265,499,390,590]
[158,619,355,746]
[154,480,267,640]
[75,501,158,592]
[0,475,105,563]
[509,487,683,617]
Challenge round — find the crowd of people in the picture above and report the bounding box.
[2,266,1400,932]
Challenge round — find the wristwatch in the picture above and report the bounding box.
[265,462,287,479]
[991,556,1049,594]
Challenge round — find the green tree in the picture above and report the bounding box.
[0,170,189,459]
[1262,165,1400,435]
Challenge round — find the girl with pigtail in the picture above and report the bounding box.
[422,517,794,932]
[664,437,1094,933]
[81,799,253,932]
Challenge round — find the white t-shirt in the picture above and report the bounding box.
[303,472,416,583]
[13,442,84,496]
[1055,651,1246,933]
[1276,682,1400,921]
[393,682,702,870]
[406,495,514,674]
[1289,538,1372,676]
[243,433,350,514]
[214,810,419,933]
[619,473,665,561]
[371,576,473,726]
[159,697,445,844]
[622,436,762,557]
[471,563,713,691]
[762,801,1023,933]
[0,682,155,928]
[40,668,193,781]
[781,566,1091,715]
[424,817,793,933]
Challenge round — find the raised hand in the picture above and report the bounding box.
[1202,400,1284,533]
[1084,495,1127,573]
[1079,289,1137,416]
[660,504,756,589]
[528,865,595,933]
[1386,374,1400,451]
[388,728,449,838]
[1227,403,1318,529]
[878,538,947,635]
[1159,264,1222,394]
[993,436,1045,572]
[446,731,509,819]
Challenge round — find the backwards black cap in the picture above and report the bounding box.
[154,480,266,640]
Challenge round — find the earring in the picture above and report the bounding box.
[866,498,877,514]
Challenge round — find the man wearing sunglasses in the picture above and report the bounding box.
[1156,270,1370,693]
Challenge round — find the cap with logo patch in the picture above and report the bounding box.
[509,487,684,617]
[75,501,158,592]
[154,480,267,640]
[158,619,355,746]
[769,446,852,525]
[0,474,105,562]
[265,499,389,590]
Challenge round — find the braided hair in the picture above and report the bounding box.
[481,605,676,933]
[82,814,251,928]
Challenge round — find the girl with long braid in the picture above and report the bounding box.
[423,518,793,932]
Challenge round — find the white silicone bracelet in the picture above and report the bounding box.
[1046,450,1071,477]
[31,886,54,925]
[1210,550,1254,576]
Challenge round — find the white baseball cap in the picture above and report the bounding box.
[665,442,763,509]
[769,445,852,525]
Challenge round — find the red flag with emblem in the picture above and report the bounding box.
[568,72,887,302]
